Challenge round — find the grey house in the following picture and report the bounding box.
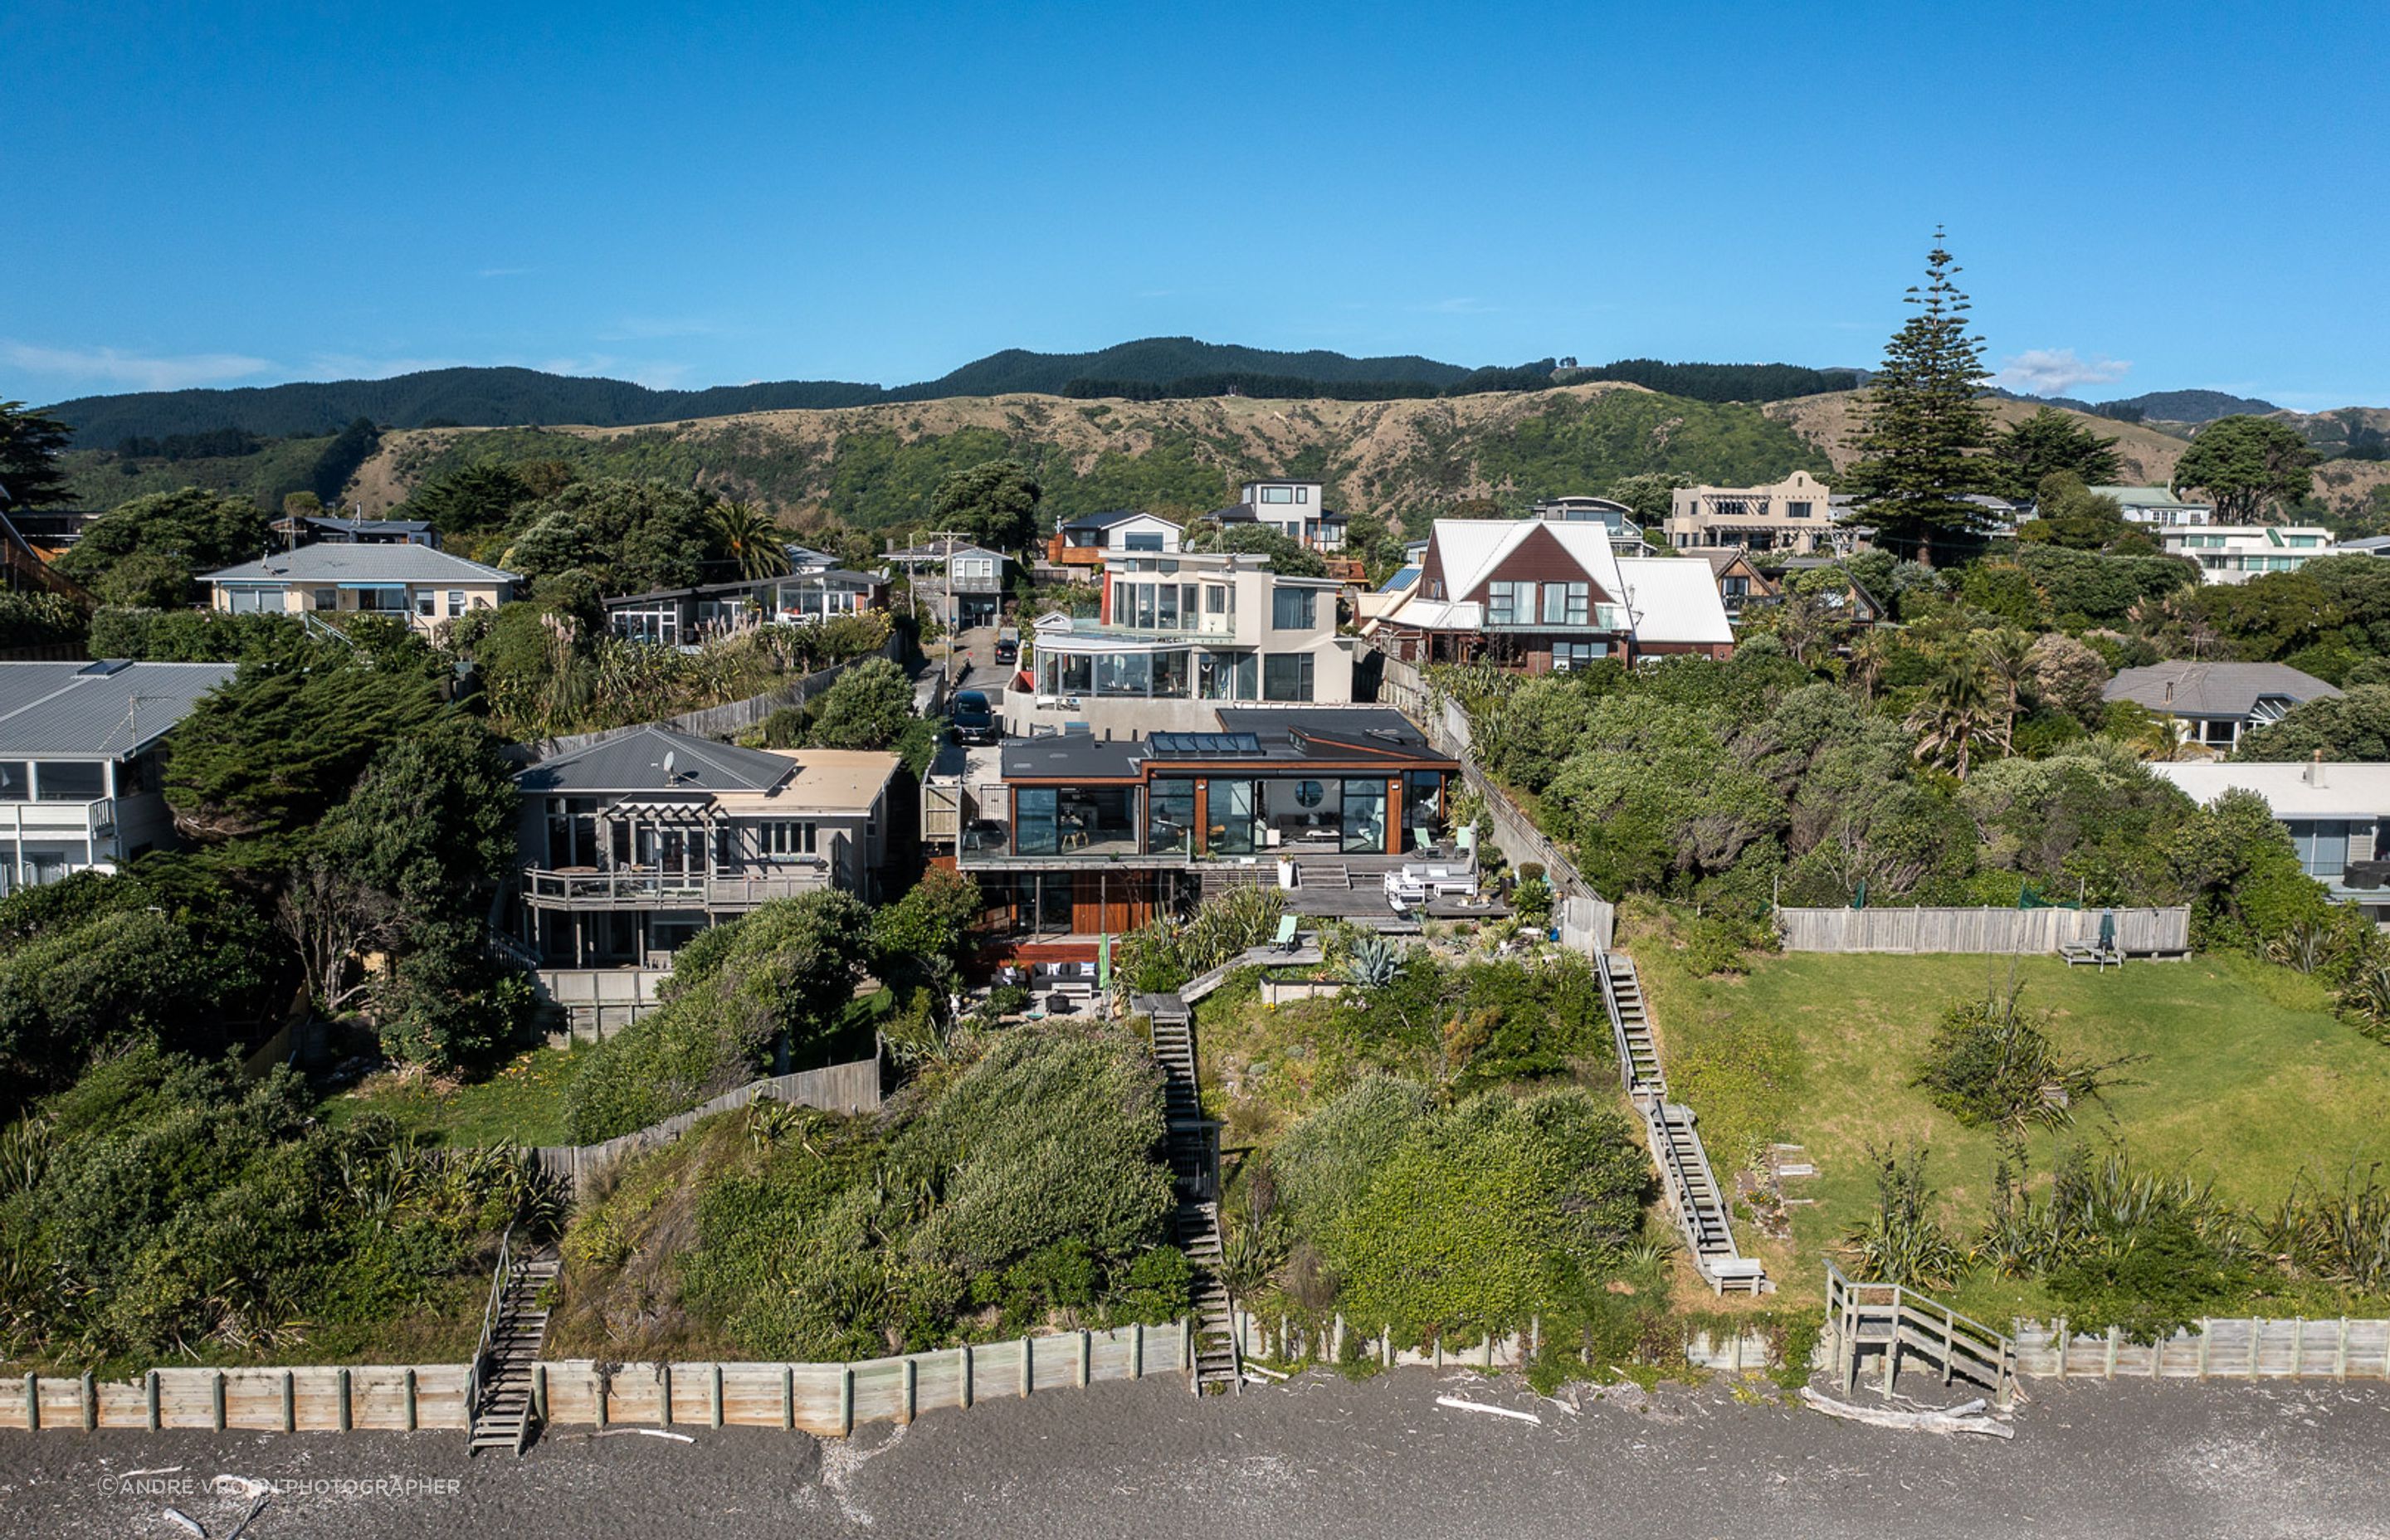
[883,538,1012,630]
[0,660,236,891]
[513,724,899,967]
[2104,660,2340,752]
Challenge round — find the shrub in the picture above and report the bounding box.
[1324,1089,1648,1340]
[1912,986,2141,1132]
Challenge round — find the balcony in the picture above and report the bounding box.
[0,797,119,842]
[520,862,831,910]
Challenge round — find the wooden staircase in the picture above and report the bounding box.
[1143,994,1242,1392]
[1824,1259,2016,1406]
[1599,953,1666,1106]
[1597,953,1768,1295]
[467,1232,561,1456]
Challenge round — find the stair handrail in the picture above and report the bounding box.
[1822,1256,2014,1399]
[465,1221,516,1445]
[1593,951,1638,1096]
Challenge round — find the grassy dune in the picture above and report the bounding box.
[1636,945,2390,1319]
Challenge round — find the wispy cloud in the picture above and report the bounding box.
[1,339,275,392]
[305,353,472,380]
[531,355,697,390]
[1996,348,2132,397]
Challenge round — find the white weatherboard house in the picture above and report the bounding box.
[1363,517,1734,671]
[201,543,521,636]
[2154,760,2390,926]
[0,659,235,890]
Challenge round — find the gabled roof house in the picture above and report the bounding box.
[1363,518,1734,671]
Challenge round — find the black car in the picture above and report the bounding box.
[993,635,1019,665]
[950,689,1000,745]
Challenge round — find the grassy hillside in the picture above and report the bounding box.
[349,383,1833,534]
[1636,943,2390,1320]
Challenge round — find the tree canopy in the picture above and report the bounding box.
[1839,232,1997,564]
[930,458,1041,552]
[499,478,728,594]
[2231,685,2390,763]
[2173,415,2319,524]
[0,401,73,510]
[53,486,273,602]
[1992,407,2122,495]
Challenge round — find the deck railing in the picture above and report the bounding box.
[519,865,829,908]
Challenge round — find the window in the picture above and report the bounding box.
[1204,584,1229,615]
[1015,788,1059,855]
[1720,577,1749,599]
[356,588,407,612]
[1786,500,1814,519]
[1148,778,1195,855]
[1540,582,1589,625]
[2290,820,2353,879]
[1152,650,1192,698]
[225,586,278,615]
[1553,641,1610,667]
[1271,587,1316,630]
[1095,651,1153,696]
[1125,532,1163,553]
[1207,779,1256,855]
[417,591,437,617]
[1296,486,1310,504]
[1485,581,1534,626]
[1341,777,1388,855]
[313,588,339,611]
[760,821,817,858]
[1263,652,1314,701]
[447,590,466,616]
[36,763,105,802]
[0,762,27,802]
[1261,485,1294,504]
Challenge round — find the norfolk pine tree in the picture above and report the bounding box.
[1841,231,1997,566]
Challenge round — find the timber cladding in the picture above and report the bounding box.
[0,1322,1190,1437]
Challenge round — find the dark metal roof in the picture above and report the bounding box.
[0,660,237,758]
[517,724,797,793]
[999,708,1448,782]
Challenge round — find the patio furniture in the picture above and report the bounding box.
[1272,914,1301,952]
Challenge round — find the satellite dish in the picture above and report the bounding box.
[663,751,676,782]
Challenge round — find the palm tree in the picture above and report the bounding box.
[1905,656,1997,781]
[713,500,793,582]
[1849,631,1894,704]
[1975,627,2035,758]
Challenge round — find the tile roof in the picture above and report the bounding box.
[202,543,518,586]
[0,660,237,758]
[2104,660,2340,718]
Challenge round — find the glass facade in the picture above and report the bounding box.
[1016,787,1060,855]
[1209,780,1256,855]
[1341,778,1389,855]
[1149,778,1195,855]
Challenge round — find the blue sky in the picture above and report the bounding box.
[5,2,2387,409]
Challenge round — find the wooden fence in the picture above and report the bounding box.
[529,1057,882,1192]
[2014,1317,2390,1382]
[1774,905,2192,956]
[0,1323,1190,1436]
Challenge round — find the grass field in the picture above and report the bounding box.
[317,1044,586,1148]
[1635,941,2390,1321]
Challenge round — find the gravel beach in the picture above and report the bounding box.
[3,1370,2385,1539]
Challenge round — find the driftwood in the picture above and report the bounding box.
[1797,1386,2014,1439]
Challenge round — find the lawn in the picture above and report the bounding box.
[317,1044,586,1148]
[1635,942,2390,1322]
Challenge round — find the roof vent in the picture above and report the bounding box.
[2305,751,2326,788]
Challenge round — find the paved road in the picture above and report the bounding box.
[7,1370,2387,1539]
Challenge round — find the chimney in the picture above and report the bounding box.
[2162,679,2175,705]
[2306,750,2326,788]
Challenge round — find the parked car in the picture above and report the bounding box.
[950,689,1001,745]
[993,626,1020,665]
